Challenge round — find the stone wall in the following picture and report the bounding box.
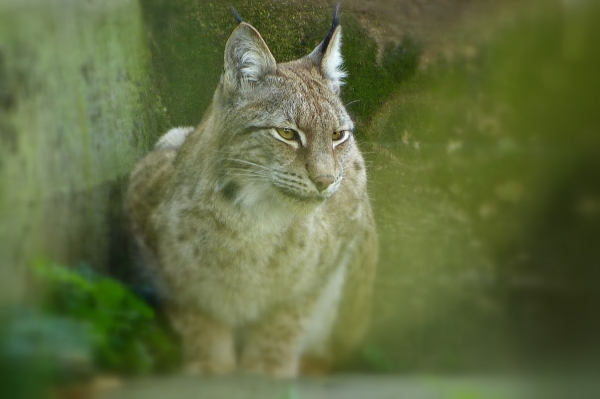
[0,0,161,304]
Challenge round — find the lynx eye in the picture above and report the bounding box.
[276,128,297,141]
[332,130,347,141]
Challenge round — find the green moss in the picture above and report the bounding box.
[140,0,421,131]
[32,260,179,374]
[343,20,421,127]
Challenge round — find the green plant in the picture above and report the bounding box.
[32,260,180,374]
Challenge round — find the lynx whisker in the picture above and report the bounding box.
[226,158,274,172]
[227,167,270,176]
[345,99,361,107]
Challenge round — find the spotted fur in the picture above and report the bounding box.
[125,6,377,377]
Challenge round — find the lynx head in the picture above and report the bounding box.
[211,5,357,208]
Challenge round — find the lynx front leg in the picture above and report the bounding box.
[168,306,236,375]
[240,301,313,377]
[330,225,378,364]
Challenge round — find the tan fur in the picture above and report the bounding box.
[125,12,377,377]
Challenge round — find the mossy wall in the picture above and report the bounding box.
[139,0,417,132]
[365,1,600,370]
[0,0,160,305]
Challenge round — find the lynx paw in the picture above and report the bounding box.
[240,348,300,378]
[183,357,236,376]
[169,307,236,376]
[240,359,298,378]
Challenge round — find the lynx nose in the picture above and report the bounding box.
[313,175,335,192]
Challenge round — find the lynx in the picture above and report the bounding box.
[125,5,377,377]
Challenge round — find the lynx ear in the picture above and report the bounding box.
[307,4,346,94]
[223,22,276,92]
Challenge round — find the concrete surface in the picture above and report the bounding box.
[100,374,529,399]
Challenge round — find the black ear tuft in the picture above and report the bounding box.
[306,3,346,93]
[320,2,341,56]
[230,6,243,24]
